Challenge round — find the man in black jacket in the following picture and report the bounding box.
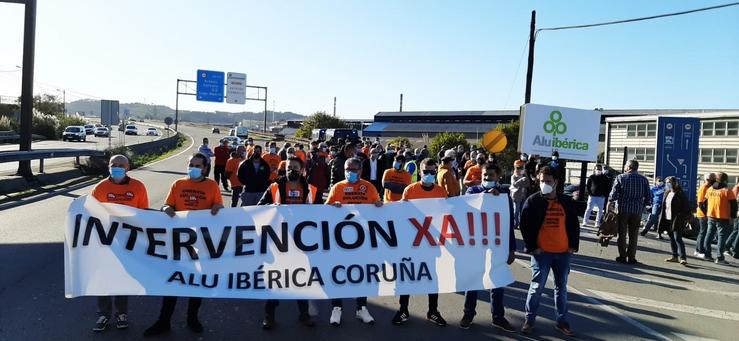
[237,145,272,206]
[583,164,612,226]
[519,166,579,337]
[329,143,356,187]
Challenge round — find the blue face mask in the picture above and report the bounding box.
[393,161,402,170]
[422,174,436,184]
[483,180,497,189]
[665,183,673,190]
[345,171,359,183]
[188,167,202,180]
[110,167,126,180]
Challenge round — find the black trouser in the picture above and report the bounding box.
[158,297,201,323]
[331,297,367,310]
[97,296,128,317]
[265,300,309,317]
[399,294,438,312]
[231,186,243,207]
[617,213,642,259]
[213,165,228,188]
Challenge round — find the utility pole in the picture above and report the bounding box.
[15,0,37,179]
[399,93,403,112]
[333,96,336,116]
[524,10,536,105]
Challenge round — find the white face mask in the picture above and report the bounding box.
[540,183,554,195]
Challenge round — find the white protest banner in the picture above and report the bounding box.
[519,103,602,161]
[64,193,513,299]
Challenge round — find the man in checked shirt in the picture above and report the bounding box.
[608,160,652,265]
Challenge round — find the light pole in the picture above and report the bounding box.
[57,88,65,115]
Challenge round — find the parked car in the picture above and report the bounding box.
[146,127,160,136]
[212,127,220,134]
[222,136,241,149]
[62,126,86,142]
[93,126,110,137]
[83,124,95,135]
[125,125,138,135]
[118,123,125,131]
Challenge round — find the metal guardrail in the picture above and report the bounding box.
[0,148,105,173]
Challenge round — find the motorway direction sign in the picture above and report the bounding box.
[100,100,120,126]
[655,117,700,205]
[226,72,247,104]
[196,69,225,102]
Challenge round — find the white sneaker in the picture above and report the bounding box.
[693,251,703,257]
[308,300,319,317]
[330,307,342,326]
[355,306,375,324]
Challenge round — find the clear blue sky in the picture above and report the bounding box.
[1,0,738,119]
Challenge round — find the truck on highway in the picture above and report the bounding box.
[233,126,249,139]
[325,128,360,145]
[311,129,327,141]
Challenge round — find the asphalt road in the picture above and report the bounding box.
[1,124,738,340]
[0,125,163,175]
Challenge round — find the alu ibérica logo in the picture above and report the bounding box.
[532,110,589,151]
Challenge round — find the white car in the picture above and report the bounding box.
[222,136,241,148]
[62,126,86,142]
[125,125,138,135]
[83,124,95,135]
[93,126,110,137]
[146,127,160,136]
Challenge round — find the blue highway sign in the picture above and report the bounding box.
[196,69,225,102]
[655,117,700,205]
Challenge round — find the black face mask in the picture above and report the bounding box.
[287,170,300,182]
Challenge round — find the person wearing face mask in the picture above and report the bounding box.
[257,157,320,330]
[197,138,214,177]
[607,159,652,265]
[640,176,666,238]
[382,154,412,203]
[278,142,292,161]
[700,172,737,265]
[245,137,255,158]
[329,143,356,187]
[295,144,307,164]
[237,145,272,206]
[438,150,460,197]
[277,147,297,177]
[694,173,717,257]
[519,166,580,337]
[459,162,517,332]
[90,155,149,332]
[325,158,382,326]
[307,148,330,198]
[262,141,282,182]
[379,145,396,171]
[225,146,247,207]
[584,164,613,228]
[391,158,449,327]
[213,139,231,191]
[362,147,383,193]
[463,153,486,188]
[145,153,223,337]
[510,160,531,229]
[548,151,566,194]
[657,176,691,265]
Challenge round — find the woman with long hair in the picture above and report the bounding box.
[658,176,691,265]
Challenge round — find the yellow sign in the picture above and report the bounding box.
[482,130,507,153]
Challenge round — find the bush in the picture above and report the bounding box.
[0,116,17,132]
[493,120,520,175]
[295,111,347,139]
[387,137,412,149]
[31,110,59,139]
[56,115,87,138]
[429,132,468,160]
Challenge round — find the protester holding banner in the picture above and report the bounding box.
[382,154,411,203]
[390,158,449,326]
[460,162,517,332]
[224,146,246,207]
[237,145,272,206]
[144,153,224,337]
[325,157,382,326]
[89,154,149,332]
[520,166,580,337]
[258,156,320,330]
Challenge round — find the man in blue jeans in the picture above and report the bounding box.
[459,163,517,332]
[519,166,581,337]
[640,176,665,239]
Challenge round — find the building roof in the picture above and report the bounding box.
[376,110,519,118]
[606,111,739,123]
[363,122,502,136]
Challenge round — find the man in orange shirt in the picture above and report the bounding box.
[144,153,223,337]
[294,144,307,164]
[463,154,486,188]
[90,154,149,332]
[382,154,412,203]
[225,146,246,207]
[519,166,580,337]
[391,158,448,327]
[325,157,382,327]
[437,150,460,197]
[262,141,282,181]
[245,137,255,158]
[701,172,737,264]
[694,173,716,257]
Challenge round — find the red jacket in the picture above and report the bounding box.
[214,146,231,166]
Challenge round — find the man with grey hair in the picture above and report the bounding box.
[608,159,652,264]
[89,154,149,332]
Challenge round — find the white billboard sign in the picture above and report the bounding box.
[226,72,247,104]
[518,103,601,161]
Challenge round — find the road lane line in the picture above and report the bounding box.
[671,332,721,341]
[589,289,739,321]
[514,258,671,341]
[137,130,194,169]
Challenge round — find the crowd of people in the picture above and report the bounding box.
[85,136,739,338]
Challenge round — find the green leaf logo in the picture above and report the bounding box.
[543,110,567,136]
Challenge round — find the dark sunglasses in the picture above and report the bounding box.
[421,170,437,175]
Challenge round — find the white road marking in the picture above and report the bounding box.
[589,289,739,321]
[137,130,194,169]
[514,259,671,340]
[671,332,721,341]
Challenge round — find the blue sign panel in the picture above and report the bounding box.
[655,117,700,206]
[196,70,225,102]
